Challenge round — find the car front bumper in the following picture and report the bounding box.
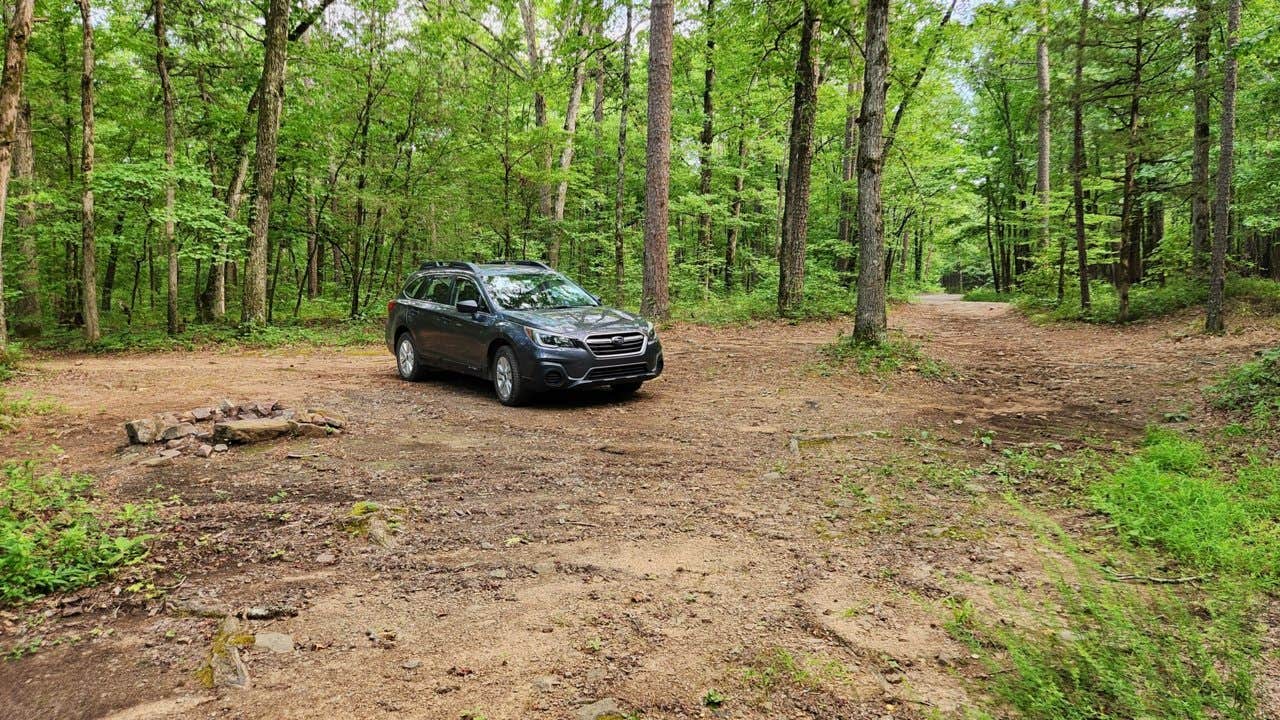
[522,339,664,391]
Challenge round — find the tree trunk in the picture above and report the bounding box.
[696,0,715,291]
[1035,0,1051,253]
[642,0,673,319]
[1205,0,1239,333]
[154,0,179,334]
[12,98,38,336]
[776,1,820,317]
[242,0,290,325]
[1071,0,1091,310]
[549,15,588,267]
[76,0,99,343]
[613,0,632,304]
[1116,4,1145,323]
[307,185,319,298]
[853,0,890,342]
[0,0,34,348]
[835,44,858,280]
[1190,0,1211,275]
[520,0,552,220]
[725,135,746,291]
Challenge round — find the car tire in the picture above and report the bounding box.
[611,381,643,396]
[492,346,531,406]
[395,332,430,381]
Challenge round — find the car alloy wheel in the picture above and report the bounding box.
[397,337,416,378]
[494,354,514,400]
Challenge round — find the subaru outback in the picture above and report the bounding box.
[385,261,663,405]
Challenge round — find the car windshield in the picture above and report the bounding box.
[482,272,597,311]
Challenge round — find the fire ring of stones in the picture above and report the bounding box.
[124,399,346,466]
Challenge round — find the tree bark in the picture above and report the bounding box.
[641,0,673,320]
[154,0,179,334]
[242,0,290,325]
[1205,0,1239,333]
[853,0,890,342]
[76,0,99,342]
[12,98,38,336]
[696,0,716,291]
[613,0,633,304]
[520,0,552,219]
[776,1,820,317]
[1071,0,1091,310]
[1189,0,1211,274]
[1035,0,1051,254]
[1116,3,1146,323]
[725,134,746,291]
[0,0,34,348]
[549,14,588,267]
[835,40,859,279]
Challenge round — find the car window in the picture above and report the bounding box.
[410,276,436,301]
[455,279,486,310]
[425,277,454,305]
[482,272,597,310]
[402,276,425,299]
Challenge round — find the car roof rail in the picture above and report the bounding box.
[418,260,479,272]
[486,259,552,270]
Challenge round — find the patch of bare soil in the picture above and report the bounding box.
[1,296,1276,719]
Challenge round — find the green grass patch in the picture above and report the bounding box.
[1,461,152,604]
[817,331,947,378]
[0,344,22,381]
[947,538,1258,719]
[1091,429,1280,585]
[0,392,57,435]
[1207,347,1280,427]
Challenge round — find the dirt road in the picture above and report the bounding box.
[1,297,1274,719]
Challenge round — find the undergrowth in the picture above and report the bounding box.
[817,331,948,377]
[947,429,1272,718]
[0,461,152,604]
[1208,347,1280,427]
[964,276,1280,324]
[28,317,383,354]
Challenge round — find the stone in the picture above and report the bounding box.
[242,605,297,620]
[166,437,191,449]
[213,444,229,453]
[532,562,556,575]
[575,698,621,720]
[402,659,422,670]
[140,456,173,468]
[125,418,158,444]
[158,422,199,442]
[206,617,250,689]
[192,407,213,421]
[213,418,298,444]
[532,675,561,691]
[488,569,509,580]
[195,444,214,458]
[294,423,332,438]
[253,632,293,654]
[168,597,229,618]
[160,449,183,459]
[307,408,347,428]
[218,399,237,413]
[314,552,337,565]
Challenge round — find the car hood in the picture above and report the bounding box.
[505,306,646,336]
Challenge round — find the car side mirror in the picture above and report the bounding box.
[456,300,480,314]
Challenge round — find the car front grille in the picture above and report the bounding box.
[586,363,648,381]
[585,332,646,357]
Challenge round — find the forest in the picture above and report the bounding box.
[0,0,1272,347]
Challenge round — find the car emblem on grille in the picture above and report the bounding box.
[612,336,626,346]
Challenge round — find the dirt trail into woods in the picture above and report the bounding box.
[1,296,1276,720]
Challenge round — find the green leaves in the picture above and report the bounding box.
[0,461,151,605]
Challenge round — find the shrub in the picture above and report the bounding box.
[1207,348,1280,426]
[817,331,947,378]
[0,461,151,604]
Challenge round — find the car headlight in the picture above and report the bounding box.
[525,327,576,348]
[642,320,658,340]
